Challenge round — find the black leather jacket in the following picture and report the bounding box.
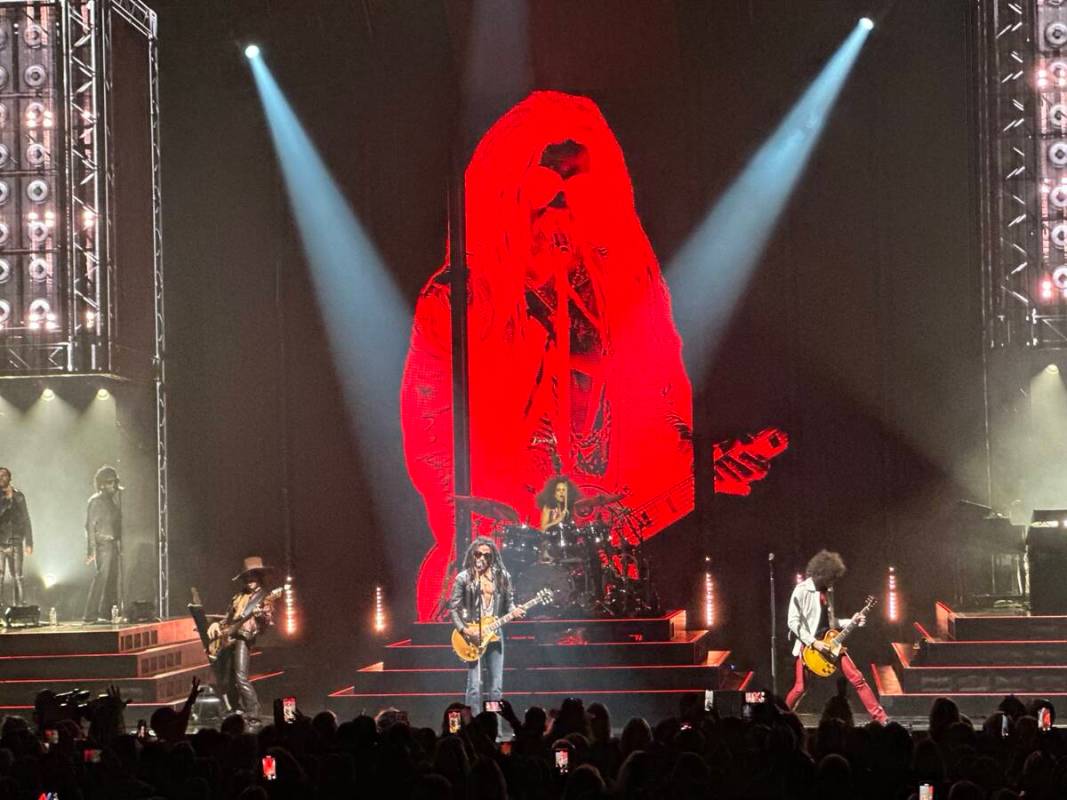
[449,567,515,633]
[0,490,32,547]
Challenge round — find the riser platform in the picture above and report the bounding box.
[355,660,726,694]
[328,672,752,730]
[936,602,1067,642]
[409,611,686,646]
[382,631,711,669]
[0,619,199,655]
[0,639,209,679]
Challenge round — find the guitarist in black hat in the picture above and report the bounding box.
[206,556,278,725]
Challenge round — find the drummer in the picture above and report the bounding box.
[536,474,582,532]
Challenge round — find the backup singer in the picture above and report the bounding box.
[208,556,276,724]
[449,538,524,708]
[0,467,33,606]
[83,466,123,623]
[786,550,887,724]
[536,474,581,532]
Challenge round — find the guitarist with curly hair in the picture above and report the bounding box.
[786,549,887,724]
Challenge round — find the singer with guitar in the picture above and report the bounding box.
[449,538,525,708]
[205,556,278,725]
[786,550,888,724]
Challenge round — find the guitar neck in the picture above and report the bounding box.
[832,600,875,645]
[489,596,543,633]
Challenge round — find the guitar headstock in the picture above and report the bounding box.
[862,595,878,611]
[537,588,554,605]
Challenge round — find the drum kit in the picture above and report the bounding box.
[457,491,660,618]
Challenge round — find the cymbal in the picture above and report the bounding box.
[454,495,520,522]
[573,492,626,516]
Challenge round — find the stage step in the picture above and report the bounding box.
[875,664,1067,719]
[936,602,1067,642]
[892,642,1067,694]
[409,610,686,646]
[912,629,1067,666]
[353,652,729,694]
[0,639,209,679]
[381,630,712,670]
[328,670,753,729]
[0,619,200,655]
[0,618,285,707]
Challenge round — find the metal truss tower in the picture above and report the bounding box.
[0,0,166,615]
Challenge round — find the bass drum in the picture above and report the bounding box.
[513,562,574,617]
[501,523,542,572]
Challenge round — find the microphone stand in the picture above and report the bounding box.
[768,552,778,696]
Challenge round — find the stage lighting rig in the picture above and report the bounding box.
[244,44,260,59]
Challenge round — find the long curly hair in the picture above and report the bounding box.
[806,550,846,589]
[535,475,582,512]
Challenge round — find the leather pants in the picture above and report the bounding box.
[0,542,24,606]
[219,639,259,718]
[84,538,120,621]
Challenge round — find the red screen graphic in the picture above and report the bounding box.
[401,91,693,619]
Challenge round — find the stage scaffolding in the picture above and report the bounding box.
[0,0,167,616]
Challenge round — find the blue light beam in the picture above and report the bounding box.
[248,57,411,511]
[668,20,872,385]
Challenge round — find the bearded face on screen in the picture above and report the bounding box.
[401,91,693,619]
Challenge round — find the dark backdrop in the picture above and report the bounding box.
[150,0,981,701]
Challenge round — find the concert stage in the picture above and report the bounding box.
[0,619,283,712]
[327,610,750,727]
[875,601,1067,718]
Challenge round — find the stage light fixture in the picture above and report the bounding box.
[41,388,54,401]
[703,557,715,628]
[28,257,50,282]
[1054,266,1067,289]
[1052,223,1067,249]
[1052,185,1067,208]
[374,584,386,633]
[886,565,899,622]
[1042,278,1056,301]
[1047,364,1060,374]
[1050,141,1067,167]
[26,178,49,204]
[1051,103,1067,129]
[859,17,874,31]
[25,143,46,167]
[244,44,260,60]
[4,605,40,628]
[0,300,9,324]
[96,388,110,400]
[283,578,298,636]
[23,22,44,48]
[23,64,46,89]
[42,573,57,589]
[1049,21,1067,49]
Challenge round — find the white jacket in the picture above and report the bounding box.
[787,578,850,657]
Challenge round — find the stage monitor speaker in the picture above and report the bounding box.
[1027,510,1067,614]
[4,604,40,627]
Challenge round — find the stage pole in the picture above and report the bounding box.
[768,552,778,696]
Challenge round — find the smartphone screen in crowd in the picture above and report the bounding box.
[704,690,714,712]
[136,720,148,740]
[499,740,512,755]
[919,783,934,800]
[282,696,297,724]
[1001,714,1009,738]
[261,755,277,781]
[448,710,462,734]
[1039,707,1052,731]
[44,729,58,745]
[483,700,502,714]
[83,749,102,764]
[554,747,569,774]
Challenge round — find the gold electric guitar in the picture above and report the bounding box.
[451,588,553,662]
[801,595,877,677]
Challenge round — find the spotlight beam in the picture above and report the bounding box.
[668,21,872,385]
[247,57,411,536]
